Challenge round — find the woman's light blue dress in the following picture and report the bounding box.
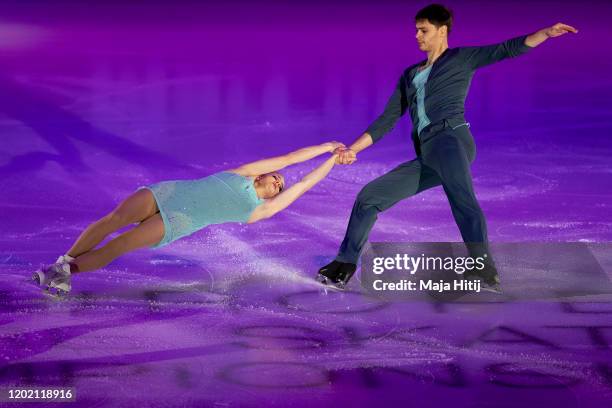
[140,171,264,248]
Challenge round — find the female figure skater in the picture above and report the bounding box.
[33,142,344,295]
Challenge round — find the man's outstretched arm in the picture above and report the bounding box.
[465,22,577,70]
[524,23,578,47]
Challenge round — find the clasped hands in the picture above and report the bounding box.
[334,146,356,165]
[322,141,357,165]
[323,141,356,165]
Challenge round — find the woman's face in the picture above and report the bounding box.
[257,172,285,199]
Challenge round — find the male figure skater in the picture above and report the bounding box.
[318,4,577,290]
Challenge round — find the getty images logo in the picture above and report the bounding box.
[372,253,487,275]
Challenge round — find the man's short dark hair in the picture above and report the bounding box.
[415,4,453,35]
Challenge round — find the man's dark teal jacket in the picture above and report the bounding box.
[366,35,533,154]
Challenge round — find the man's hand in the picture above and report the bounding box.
[333,147,357,165]
[525,23,578,47]
[544,23,578,38]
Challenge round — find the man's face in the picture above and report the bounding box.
[415,19,446,52]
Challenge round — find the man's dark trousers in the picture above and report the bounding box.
[336,120,492,266]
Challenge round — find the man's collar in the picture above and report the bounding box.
[410,47,454,80]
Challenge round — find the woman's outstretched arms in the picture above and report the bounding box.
[247,154,338,223]
[230,142,344,177]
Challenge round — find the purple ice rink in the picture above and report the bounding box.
[1,1,612,407]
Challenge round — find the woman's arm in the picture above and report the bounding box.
[247,154,338,223]
[230,142,344,177]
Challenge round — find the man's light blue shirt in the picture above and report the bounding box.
[412,65,432,135]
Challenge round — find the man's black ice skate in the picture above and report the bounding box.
[480,274,501,294]
[464,265,501,294]
[316,261,356,290]
[333,263,357,289]
[316,261,343,285]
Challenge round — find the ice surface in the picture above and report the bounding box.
[1,1,612,406]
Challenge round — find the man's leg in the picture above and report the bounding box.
[335,158,442,264]
[422,131,498,283]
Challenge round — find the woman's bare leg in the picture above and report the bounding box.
[72,213,165,272]
[66,189,159,258]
